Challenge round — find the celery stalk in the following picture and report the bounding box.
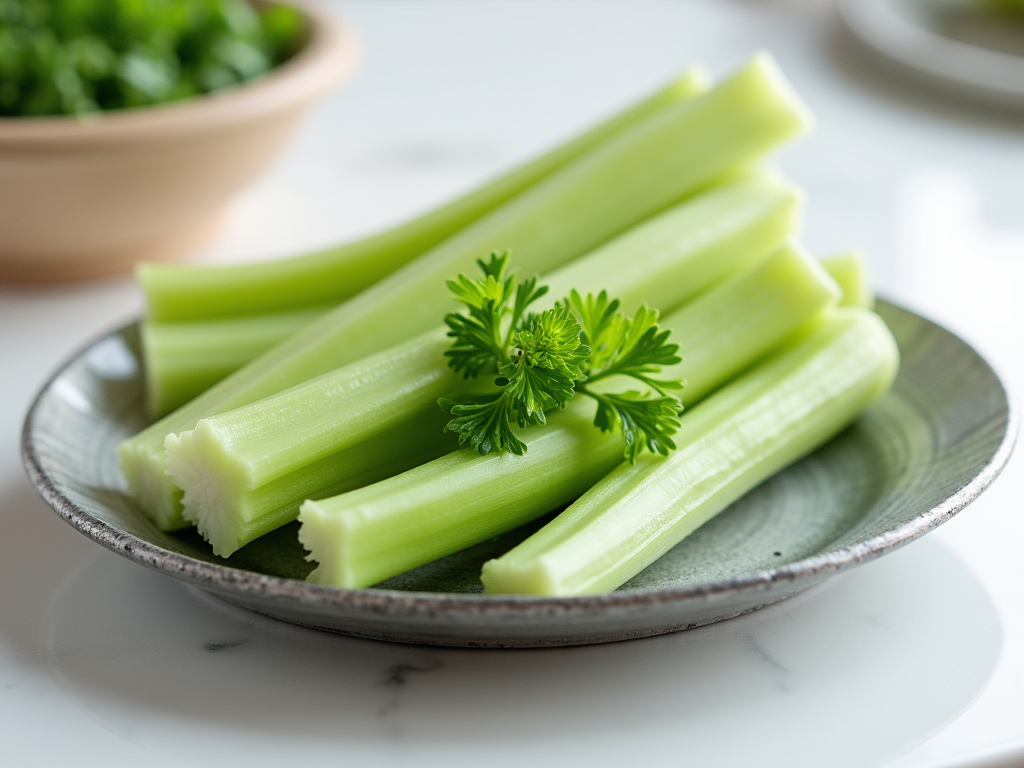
[296,243,840,587]
[123,53,814,531]
[142,308,329,418]
[139,70,709,323]
[145,168,797,421]
[481,308,899,595]
[173,408,457,556]
[821,250,873,308]
[140,70,707,417]
[299,406,611,589]
[166,176,803,556]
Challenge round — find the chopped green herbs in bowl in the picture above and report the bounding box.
[0,0,305,117]
[0,1,355,282]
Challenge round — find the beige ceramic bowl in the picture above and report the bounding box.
[0,2,357,283]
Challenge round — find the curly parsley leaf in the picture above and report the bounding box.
[440,392,527,456]
[443,251,551,378]
[500,304,590,424]
[440,256,684,462]
[566,290,683,394]
[589,390,682,464]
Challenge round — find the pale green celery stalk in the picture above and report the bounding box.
[165,175,803,556]
[139,71,709,324]
[296,243,840,588]
[821,250,873,309]
[143,166,779,420]
[184,408,457,555]
[140,71,707,417]
[481,308,899,595]
[123,52,814,531]
[143,308,329,419]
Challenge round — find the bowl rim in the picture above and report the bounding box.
[18,300,1021,615]
[0,0,358,147]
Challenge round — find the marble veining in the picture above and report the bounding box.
[203,640,249,653]
[378,660,445,719]
[747,634,792,691]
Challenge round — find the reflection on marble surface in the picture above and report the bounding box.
[42,537,999,768]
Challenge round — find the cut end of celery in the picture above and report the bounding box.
[821,250,874,309]
[746,51,816,137]
[671,65,713,97]
[165,421,255,558]
[117,440,188,531]
[298,500,358,588]
[480,556,564,595]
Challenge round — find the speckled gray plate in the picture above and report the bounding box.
[22,301,1016,648]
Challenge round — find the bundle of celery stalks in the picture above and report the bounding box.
[120,53,899,597]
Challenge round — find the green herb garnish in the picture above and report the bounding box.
[440,252,684,461]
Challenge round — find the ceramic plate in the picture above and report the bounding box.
[22,301,1016,648]
[840,0,1024,109]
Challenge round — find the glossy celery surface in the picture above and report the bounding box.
[122,54,813,531]
[142,308,328,418]
[481,309,899,595]
[821,250,873,309]
[165,177,802,555]
[296,244,840,588]
[139,71,708,323]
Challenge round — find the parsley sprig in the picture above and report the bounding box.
[440,252,684,462]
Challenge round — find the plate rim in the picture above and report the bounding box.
[839,0,1024,108]
[20,299,1019,615]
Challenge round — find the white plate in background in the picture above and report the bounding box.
[840,0,1024,108]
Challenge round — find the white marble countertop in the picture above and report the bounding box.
[2,2,1023,766]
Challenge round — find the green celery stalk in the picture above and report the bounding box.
[123,52,814,531]
[142,308,329,418]
[140,69,709,416]
[142,167,767,420]
[165,175,803,556]
[481,308,899,595]
[821,250,873,309]
[182,408,458,556]
[296,243,840,587]
[139,70,709,323]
